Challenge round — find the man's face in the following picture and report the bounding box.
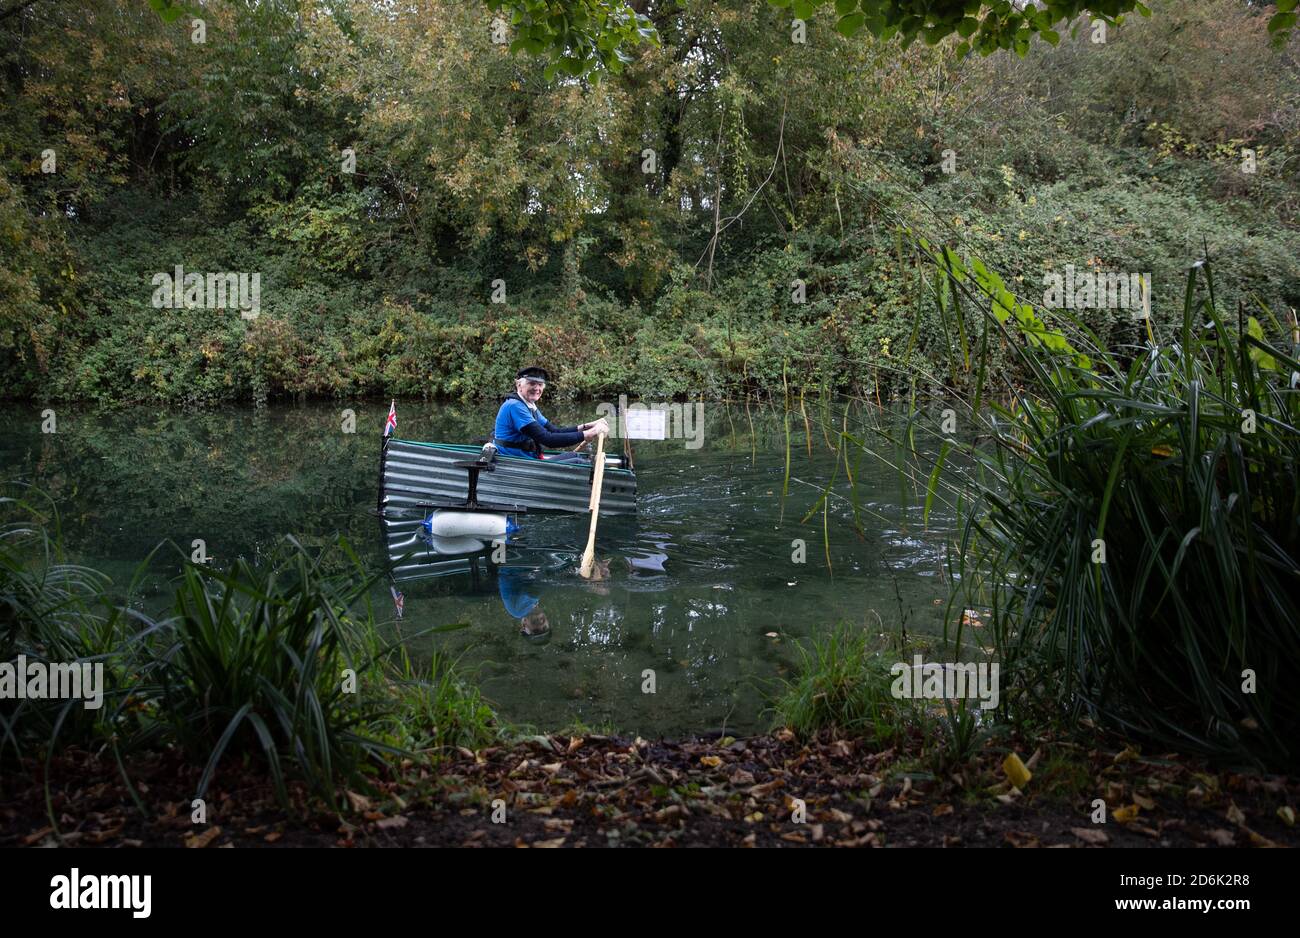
[519,378,545,403]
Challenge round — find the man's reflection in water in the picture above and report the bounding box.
[498,565,551,644]
[519,608,550,642]
[497,558,613,643]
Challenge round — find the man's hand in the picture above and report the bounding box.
[581,418,610,440]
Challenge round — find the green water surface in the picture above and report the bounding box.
[1,399,963,736]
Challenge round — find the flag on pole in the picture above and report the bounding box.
[390,585,405,619]
[384,400,397,437]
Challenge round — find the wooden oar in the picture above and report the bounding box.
[578,432,608,578]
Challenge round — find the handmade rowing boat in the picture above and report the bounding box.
[378,437,637,563]
[379,438,637,516]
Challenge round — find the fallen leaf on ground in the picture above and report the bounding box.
[1112,804,1140,824]
[1002,753,1032,788]
[185,826,223,849]
[22,826,53,846]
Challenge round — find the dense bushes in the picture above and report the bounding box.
[2,0,1297,404]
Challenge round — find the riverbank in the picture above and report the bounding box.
[6,726,1297,849]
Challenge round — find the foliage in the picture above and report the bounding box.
[925,250,1300,768]
[2,0,1297,406]
[0,496,498,807]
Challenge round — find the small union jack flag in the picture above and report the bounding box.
[390,584,404,619]
[384,399,397,437]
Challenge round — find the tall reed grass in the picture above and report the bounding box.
[919,249,1300,767]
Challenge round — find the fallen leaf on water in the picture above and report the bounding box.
[1206,828,1236,846]
[1277,806,1295,827]
[374,815,409,830]
[700,755,722,768]
[264,832,281,843]
[1071,827,1109,845]
[1226,802,1246,826]
[346,791,371,812]
[1133,792,1156,811]
[932,804,954,817]
[533,837,566,848]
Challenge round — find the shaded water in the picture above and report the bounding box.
[0,399,962,735]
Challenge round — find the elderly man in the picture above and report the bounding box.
[492,366,608,463]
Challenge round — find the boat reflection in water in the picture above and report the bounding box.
[378,505,668,646]
[379,508,569,642]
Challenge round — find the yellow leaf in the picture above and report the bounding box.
[1002,753,1032,789]
[700,755,722,768]
[1151,444,1174,457]
[1113,804,1140,824]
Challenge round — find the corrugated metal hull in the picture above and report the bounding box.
[380,438,637,518]
[381,512,488,581]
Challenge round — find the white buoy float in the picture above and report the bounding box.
[426,510,507,540]
[420,510,511,555]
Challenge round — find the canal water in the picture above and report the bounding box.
[0,399,963,736]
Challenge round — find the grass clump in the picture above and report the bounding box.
[769,622,910,743]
